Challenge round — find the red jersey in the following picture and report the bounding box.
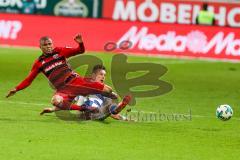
[15,43,85,91]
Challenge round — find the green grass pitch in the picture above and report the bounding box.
[0,47,240,160]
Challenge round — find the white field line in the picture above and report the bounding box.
[0,100,48,106]
[0,45,38,50]
[1,100,239,121]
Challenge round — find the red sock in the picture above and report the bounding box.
[115,95,132,113]
[115,102,126,113]
[70,104,83,111]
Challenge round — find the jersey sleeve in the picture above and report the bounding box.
[15,60,40,91]
[60,42,85,58]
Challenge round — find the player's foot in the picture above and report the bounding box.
[110,95,132,114]
[40,108,54,115]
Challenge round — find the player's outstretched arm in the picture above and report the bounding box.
[61,34,85,58]
[74,34,83,44]
[101,91,118,99]
[100,84,118,99]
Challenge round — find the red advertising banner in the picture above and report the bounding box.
[103,0,240,27]
[0,13,240,61]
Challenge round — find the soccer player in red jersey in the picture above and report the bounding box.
[40,64,132,121]
[6,34,117,111]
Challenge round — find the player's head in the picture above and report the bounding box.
[91,64,106,83]
[202,3,208,11]
[39,36,53,54]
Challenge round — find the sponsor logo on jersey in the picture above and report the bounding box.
[44,61,63,72]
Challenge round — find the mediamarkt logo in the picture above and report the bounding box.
[117,26,240,56]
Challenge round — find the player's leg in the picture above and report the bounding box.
[50,93,84,111]
[109,95,133,121]
[109,95,132,114]
[40,93,77,115]
[61,77,117,99]
[92,96,131,121]
[110,114,128,121]
[84,98,112,120]
[50,92,99,113]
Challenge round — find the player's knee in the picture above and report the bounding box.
[109,104,118,114]
[51,95,64,107]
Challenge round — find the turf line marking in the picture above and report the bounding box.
[0,100,48,106]
[1,100,239,120]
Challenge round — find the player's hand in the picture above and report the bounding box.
[74,34,83,43]
[40,107,57,115]
[6,88,17,98]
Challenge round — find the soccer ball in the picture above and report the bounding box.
[216,104,233,121]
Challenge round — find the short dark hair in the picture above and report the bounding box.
[92,64,106,73]
[39,36,51,45]
[202,3,208,10]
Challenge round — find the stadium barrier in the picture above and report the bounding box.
[0,0,239,27]
[0,13,240,61]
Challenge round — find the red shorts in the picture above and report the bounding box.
[56,76,104,97]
